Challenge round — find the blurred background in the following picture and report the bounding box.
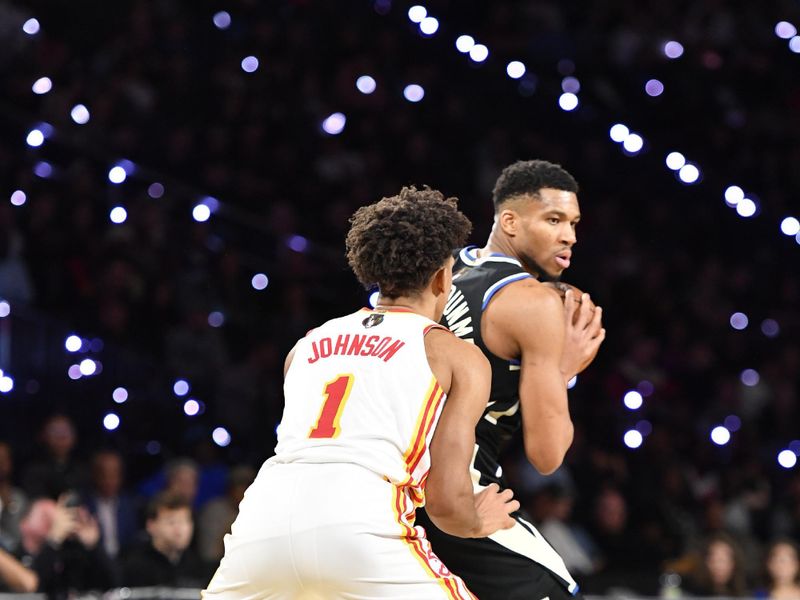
[0,0,799,595]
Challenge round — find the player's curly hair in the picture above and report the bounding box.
[346,186,471,299]
[492,159,579,212]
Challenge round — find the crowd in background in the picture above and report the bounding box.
[1,0,799,595]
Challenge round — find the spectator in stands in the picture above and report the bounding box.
[680,532,749,596]
[196,465,255,563]
[83,449,139,559]
[121,492,210,587]
[759,539,800,599]
[21,414,88,499]
[164,458,200,507]
[0,441,27,552]
[14,496,116,595]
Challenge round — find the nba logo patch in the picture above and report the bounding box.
[362,314,384,328]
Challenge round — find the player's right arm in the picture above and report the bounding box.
[424,329,519,538]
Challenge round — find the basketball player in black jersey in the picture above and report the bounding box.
[415,160,605,599]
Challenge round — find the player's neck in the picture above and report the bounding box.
[480,231,518,262]
[375,295,436,321]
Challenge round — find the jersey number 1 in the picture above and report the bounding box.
[309,374,354,439]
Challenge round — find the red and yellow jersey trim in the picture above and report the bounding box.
[403,377,445,480]
[390,484,476,600]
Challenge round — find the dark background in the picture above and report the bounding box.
[0,0,799,592]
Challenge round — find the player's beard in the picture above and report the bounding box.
[519,252,561,282]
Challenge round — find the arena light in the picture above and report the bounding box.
[665,152,685,170]
[26,129,45,148]
[322,112,347,134]
[241,56,259,73]
[778,449,797,469]
[192,203,211,222]
[790,36,800,54]
[567,375,577,390]
[288,235,308,252]
[724,415,741,432]
[213,11,231,29]
[22,18,40,35]
[724,185,744,206]
[455,35,475,53]
[645,79,664,97]
[776,21,798,39]
[663,41,684,59]
[212,427,232,447]
[0,376,14,394]
[730,312,748,330]
[469,44,489,63]
[622,133,644,154]
[79,359,97,376]
[678,164,700,184]
[70,104,90,124]
[558,92,579,112]
[34,161,52,178]
[251,273,269,290]
[65,335,82,352]
[637,380,654,396]
[368,290,379,307]
[0,301,9,318]
[623,430,643,449]
[148,183,165,198]
[609,124,629,143]
[184,399,201,416]
[780,217,800,236]
[761,319,780,337]
[109,206,127,224]
[356,75,377,94]
[208,311,225,327]
[67,365,82,380]
[506,61,526,79]
[740,369,759,387]
[710,426,731,446]
[10,190,26,206]
[407,5,427,23]
[108,166,127,184]
[623,390,643,410]
[32,77,52,95]
[561,77,580,93]
[736,198,757,218]
[420,17,439,35]
[112,387,128,403]
[173,379,190,396]
[403,84,425,102]
[103,413,120,431]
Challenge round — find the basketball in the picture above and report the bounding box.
[542,282,596,325]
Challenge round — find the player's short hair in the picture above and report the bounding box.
[346,186,471,299]
[492,159,579,212]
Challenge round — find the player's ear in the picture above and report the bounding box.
[431,265,448,297]
[497,208,519,237]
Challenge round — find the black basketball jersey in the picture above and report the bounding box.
[440,246,534,487]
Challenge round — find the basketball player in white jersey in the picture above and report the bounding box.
[203,186,520,600]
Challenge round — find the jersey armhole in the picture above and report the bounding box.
[423,323,450,336]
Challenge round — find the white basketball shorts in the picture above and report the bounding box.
[202,462,475,600]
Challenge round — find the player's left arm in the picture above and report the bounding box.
[488,282,578,475]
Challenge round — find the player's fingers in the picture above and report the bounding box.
[497,488,514,502]
[506,499,520,513]
[502,516,517,529]
[585,306,603,336]
[563,290,578,324]
[574,293,593,328]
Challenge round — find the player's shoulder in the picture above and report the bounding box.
[493,277,563,312]
[425,326,488,367]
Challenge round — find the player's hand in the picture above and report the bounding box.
[471,483,519,538]
[561,289,605,378]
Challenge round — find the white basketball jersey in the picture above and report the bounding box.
[270,307,447,502]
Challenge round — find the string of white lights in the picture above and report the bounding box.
[396,4,799,467]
